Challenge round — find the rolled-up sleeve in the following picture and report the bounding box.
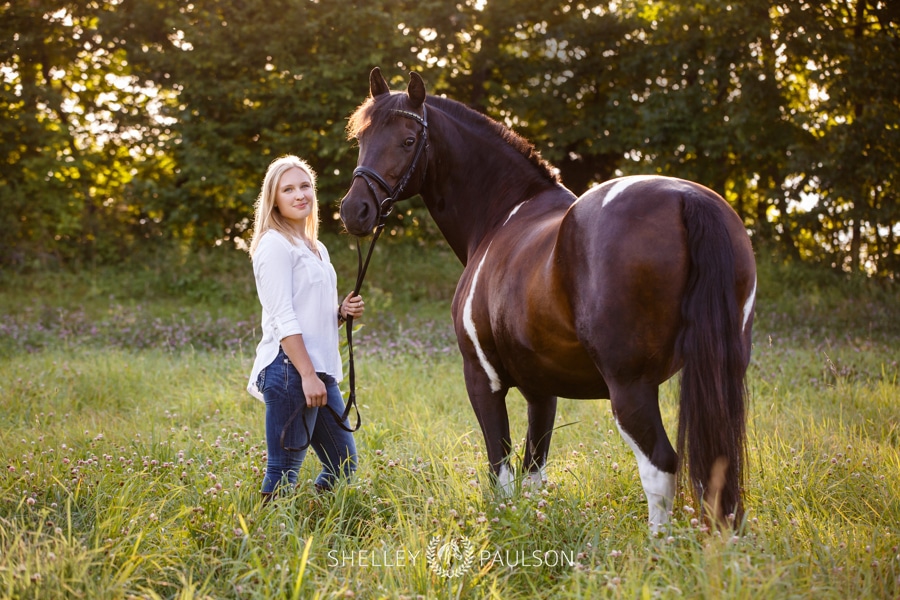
[253,234,303,341]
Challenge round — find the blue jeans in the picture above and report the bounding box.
[257,348,357,494]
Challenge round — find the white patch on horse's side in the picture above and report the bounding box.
[503,201,528,226]
[497,463,515,496]
[615,419,676,534]
[742,276,757,333]
[601,175,657,207]
[463,243,502,392]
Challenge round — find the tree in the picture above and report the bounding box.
[3,0,898,277]
[0,0,152,265]
[778,0,900,276]
[103,0,418,245]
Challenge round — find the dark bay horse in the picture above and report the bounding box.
[340,68,757,531]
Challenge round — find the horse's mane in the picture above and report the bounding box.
[347,92,560,185]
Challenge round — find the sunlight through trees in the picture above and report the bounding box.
[2,0,897,276]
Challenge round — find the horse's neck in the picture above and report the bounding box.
[419,177,475,264]
[423,111,564,264]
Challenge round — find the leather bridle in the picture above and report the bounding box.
[351,106,429,221]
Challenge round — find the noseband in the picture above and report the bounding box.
[352,106,429,223]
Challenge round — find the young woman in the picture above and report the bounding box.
[246,155,364,498]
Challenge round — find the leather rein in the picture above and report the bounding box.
[281,105,429,451]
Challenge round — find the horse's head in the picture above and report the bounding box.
[340,67,429,237]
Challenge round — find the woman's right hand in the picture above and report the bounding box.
[302,373,327,407]
[280,334,327,407]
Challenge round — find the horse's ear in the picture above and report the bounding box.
[407,72,426,108]
[369,67,391,99]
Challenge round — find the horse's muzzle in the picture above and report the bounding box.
[339,181,379,237]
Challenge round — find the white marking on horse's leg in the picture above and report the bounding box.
[742,275,757,333]
[503,201,528,226]
[497,463,515,496]
[463,243,502,392]
[615,419,676,534]
[523,466,546,488]
[601,175,657,207]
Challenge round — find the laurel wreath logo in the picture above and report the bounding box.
[425,534,475,578]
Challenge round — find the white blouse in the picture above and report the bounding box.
[247,230,342,401]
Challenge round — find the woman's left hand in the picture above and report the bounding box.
[340,293,365,321]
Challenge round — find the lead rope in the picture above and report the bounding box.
[336,219,387,426]
[281,105,427,451]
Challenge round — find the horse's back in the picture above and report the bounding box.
[558,176,755,383]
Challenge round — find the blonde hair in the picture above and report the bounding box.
[248,155,319,257]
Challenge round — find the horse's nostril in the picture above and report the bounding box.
[339,193,376,236]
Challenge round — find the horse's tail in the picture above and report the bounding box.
[676,190,749,524]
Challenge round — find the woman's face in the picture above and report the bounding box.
[274,167,315,227]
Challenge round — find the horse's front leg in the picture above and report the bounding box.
[462,359,513,493]
[521,390,557,487]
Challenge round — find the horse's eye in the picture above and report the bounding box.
[404,137,415,147]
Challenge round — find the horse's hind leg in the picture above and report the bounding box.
[610,381,677,534]
[521,391,557,487]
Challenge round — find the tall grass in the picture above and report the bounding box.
[1,239,898,598]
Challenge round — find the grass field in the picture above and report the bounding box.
[1,238,898,599]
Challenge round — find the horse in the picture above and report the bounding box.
[339,68,757,532]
